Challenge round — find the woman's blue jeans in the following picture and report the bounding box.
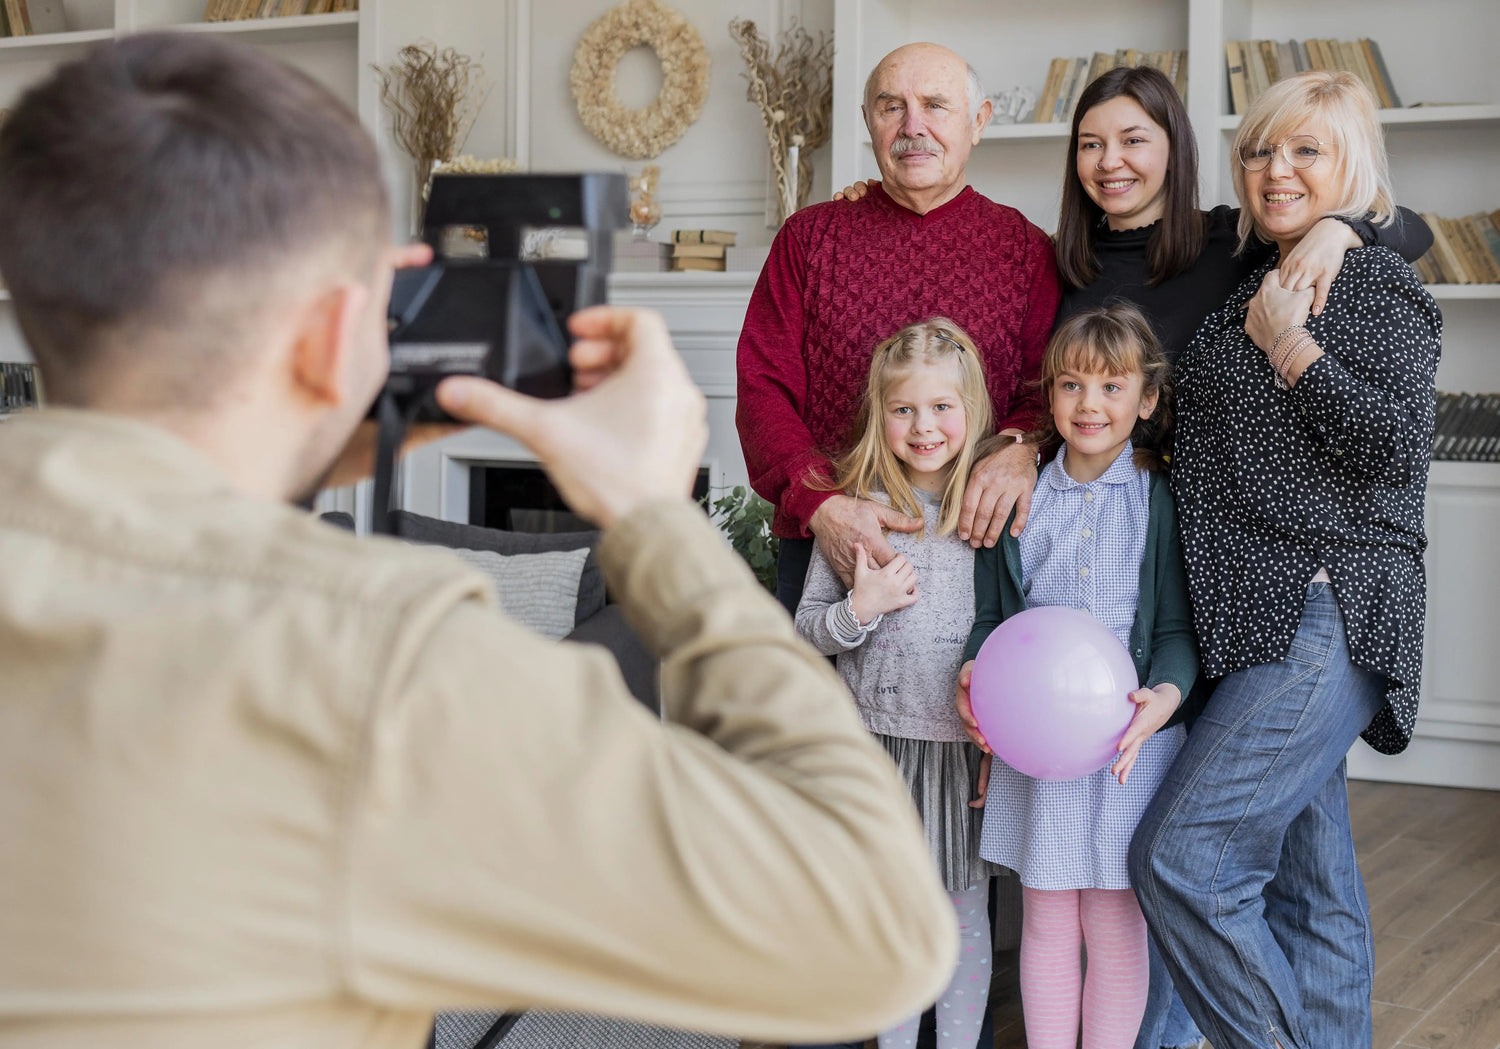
[1129,583,1385,1049]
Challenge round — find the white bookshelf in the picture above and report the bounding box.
[833,0,1500,789]
[0,2,376,366]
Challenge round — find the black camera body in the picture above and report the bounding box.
[382,172,630,421]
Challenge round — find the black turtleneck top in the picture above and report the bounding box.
[1056,205,1433,363]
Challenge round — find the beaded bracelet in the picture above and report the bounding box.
[1270,323,1304,361]
[1272,331,1315,377]
[1274,336,1319,391]
[1270,324,1310,372]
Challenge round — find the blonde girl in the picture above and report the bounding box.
[795,318,998,1049]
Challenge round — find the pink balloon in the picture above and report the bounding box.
[970,606,1138,781]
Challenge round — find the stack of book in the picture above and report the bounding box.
[0,0,67,37]
[1413,212,1500,285]
[203,0,355,20]
[1033,50,1188,124]
[0,362,40,418]
[668,230,736,272]
[1225,39,1399,115]
[1432,392,1500,461]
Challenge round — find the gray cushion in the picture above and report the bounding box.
[451,547,589,641]
[390,510,605,624]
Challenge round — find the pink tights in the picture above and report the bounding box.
[1018,886,1149,1049]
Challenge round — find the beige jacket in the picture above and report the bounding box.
[0,410,957,1048]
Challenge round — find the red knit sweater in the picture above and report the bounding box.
[736,183,1062,539]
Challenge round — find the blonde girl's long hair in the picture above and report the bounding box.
[813,317,993,536]
[1030,302,1174,472]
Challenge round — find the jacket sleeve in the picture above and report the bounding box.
[1144,483,1198,700]
[996,221,1063,434]
[344,501,957,1045]
[795,541,868,655]
[1288,251,1441,487]
[735,221,836,537]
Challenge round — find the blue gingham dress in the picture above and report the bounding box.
[979,443,1186,890]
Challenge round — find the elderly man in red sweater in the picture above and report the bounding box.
[737,42,1061,614]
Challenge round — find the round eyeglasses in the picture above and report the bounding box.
[1238,135,1334,172]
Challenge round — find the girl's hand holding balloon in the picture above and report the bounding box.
[1110,683,1182,786]
[848,542,919,624]
[969,752,992,809]
[954,660,992,754]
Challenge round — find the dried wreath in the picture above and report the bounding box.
[569,0,709,160]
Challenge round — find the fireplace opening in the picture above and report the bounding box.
[469,463,712,533]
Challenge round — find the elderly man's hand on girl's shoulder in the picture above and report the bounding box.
[810,494,924,587]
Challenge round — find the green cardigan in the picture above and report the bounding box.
[960,470,1198,722]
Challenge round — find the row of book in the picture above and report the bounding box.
[1433,392,1500,462]
[0,0,68,37]
[1225,39,1400,115]
[0,363,39,416]
[203,0,355,20]
[1032,49,1188,125]
[1412,211,1500,285]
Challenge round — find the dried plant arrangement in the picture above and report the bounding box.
[373,42,489,226]
[728,18,834,227]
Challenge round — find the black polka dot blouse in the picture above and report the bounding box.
[1171,246,1442,755]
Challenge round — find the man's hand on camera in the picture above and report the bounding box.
[435,306,707,529]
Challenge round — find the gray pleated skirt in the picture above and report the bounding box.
[875,733,1002,892]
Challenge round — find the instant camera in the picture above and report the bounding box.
[382,171,630,419]
[369,173,629,533]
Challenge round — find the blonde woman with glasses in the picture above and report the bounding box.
[1128,71,1442,1049]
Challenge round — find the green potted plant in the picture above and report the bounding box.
[705,485,778,594]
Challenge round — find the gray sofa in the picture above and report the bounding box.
[320,509,659,710]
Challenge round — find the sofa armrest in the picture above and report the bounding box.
[564,604,659,713]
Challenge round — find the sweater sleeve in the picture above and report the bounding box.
[735,221,835,537]
[961,541,1008,664]
[1224,205,1434,265]
[795,540,875,654]
[347,501,957,1043]
[1342,207,1434,262]
[1287,251,1441,487]
[1144,483,1198,700]
[997,221,1063,433]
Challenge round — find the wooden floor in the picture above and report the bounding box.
[992,780,1500,1049]
[756,780,1500,1049]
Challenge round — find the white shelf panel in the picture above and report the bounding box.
[1424,284,1500,300]
[1218,103,1500,132]
[0,28,115,52]
[1428,459,1500,488]
[163,13,358,44]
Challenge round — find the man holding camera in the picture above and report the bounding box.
[0,33,958,1048]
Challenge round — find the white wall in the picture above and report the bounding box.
[367,0,834,247]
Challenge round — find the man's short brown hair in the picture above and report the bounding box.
[0,32,388,405]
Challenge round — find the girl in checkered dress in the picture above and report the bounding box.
[956,303,1198,1049]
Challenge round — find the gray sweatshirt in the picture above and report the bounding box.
[795,489,976,742]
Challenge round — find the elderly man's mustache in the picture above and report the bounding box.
[890,135,943,159]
